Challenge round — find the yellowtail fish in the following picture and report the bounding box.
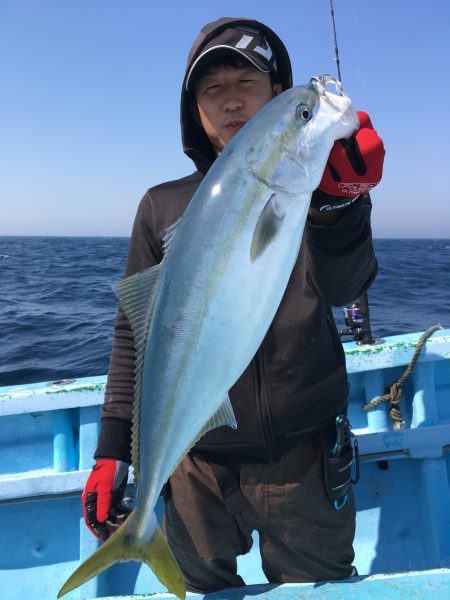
[58,75,359,599]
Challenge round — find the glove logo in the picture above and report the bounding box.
[338,182,377,196]
[318,196,359,212]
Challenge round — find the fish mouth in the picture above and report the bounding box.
[309,75,359,132]
[310,75,348,111]
[310,75,345,97]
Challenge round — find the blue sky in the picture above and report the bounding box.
[1,0,449,238]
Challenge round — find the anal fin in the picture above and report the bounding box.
[199,393,237,438]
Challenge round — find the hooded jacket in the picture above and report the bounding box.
[95,17,377,465]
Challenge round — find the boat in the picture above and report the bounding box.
[1,326,449,599]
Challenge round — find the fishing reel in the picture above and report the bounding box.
[339,295,375,345]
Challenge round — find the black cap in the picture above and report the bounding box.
[185,25,278,91]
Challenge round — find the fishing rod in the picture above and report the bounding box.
[329,0,375,345]
[329,0,342,83]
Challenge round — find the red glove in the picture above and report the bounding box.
[82,459,131,541]
[311,111,385,212]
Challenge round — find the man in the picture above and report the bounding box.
[83,17,384,594]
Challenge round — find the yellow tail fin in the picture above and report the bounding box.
[57,514,185,599]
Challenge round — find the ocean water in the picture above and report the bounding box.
[0,237,449,388]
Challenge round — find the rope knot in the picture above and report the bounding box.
[363,325,444,430]
[388,381,402,405]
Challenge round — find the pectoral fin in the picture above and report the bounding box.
[250,194,285,261]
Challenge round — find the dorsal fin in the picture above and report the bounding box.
[162,216,182,255]
[113,217,183,483]
[114,217,181,483]
[114,264,163,483]
[114,265,162,336]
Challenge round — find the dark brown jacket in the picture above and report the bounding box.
[95,18,377,464]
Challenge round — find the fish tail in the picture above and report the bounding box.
[57,513,185,599]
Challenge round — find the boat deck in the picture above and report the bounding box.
[1,328,450,599]
[99,569,450,599]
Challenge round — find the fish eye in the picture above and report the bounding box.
[295,104,311,121]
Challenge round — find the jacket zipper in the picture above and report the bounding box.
[254,348,276,462]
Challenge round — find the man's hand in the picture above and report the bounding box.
[309,111,385,222]
[82,459,131,541]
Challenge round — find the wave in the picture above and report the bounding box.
[0,236,449,387]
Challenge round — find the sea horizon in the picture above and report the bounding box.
[1,234,449,241]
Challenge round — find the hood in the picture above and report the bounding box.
[181,17,293,174]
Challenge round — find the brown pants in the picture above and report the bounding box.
[163,435,355,594]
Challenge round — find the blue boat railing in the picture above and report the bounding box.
[1,329,450,599]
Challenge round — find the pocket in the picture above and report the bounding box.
[323,444,353,509]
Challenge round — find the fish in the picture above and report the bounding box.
[58,75,359,600]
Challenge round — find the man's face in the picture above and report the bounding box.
[195,65,282,155]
